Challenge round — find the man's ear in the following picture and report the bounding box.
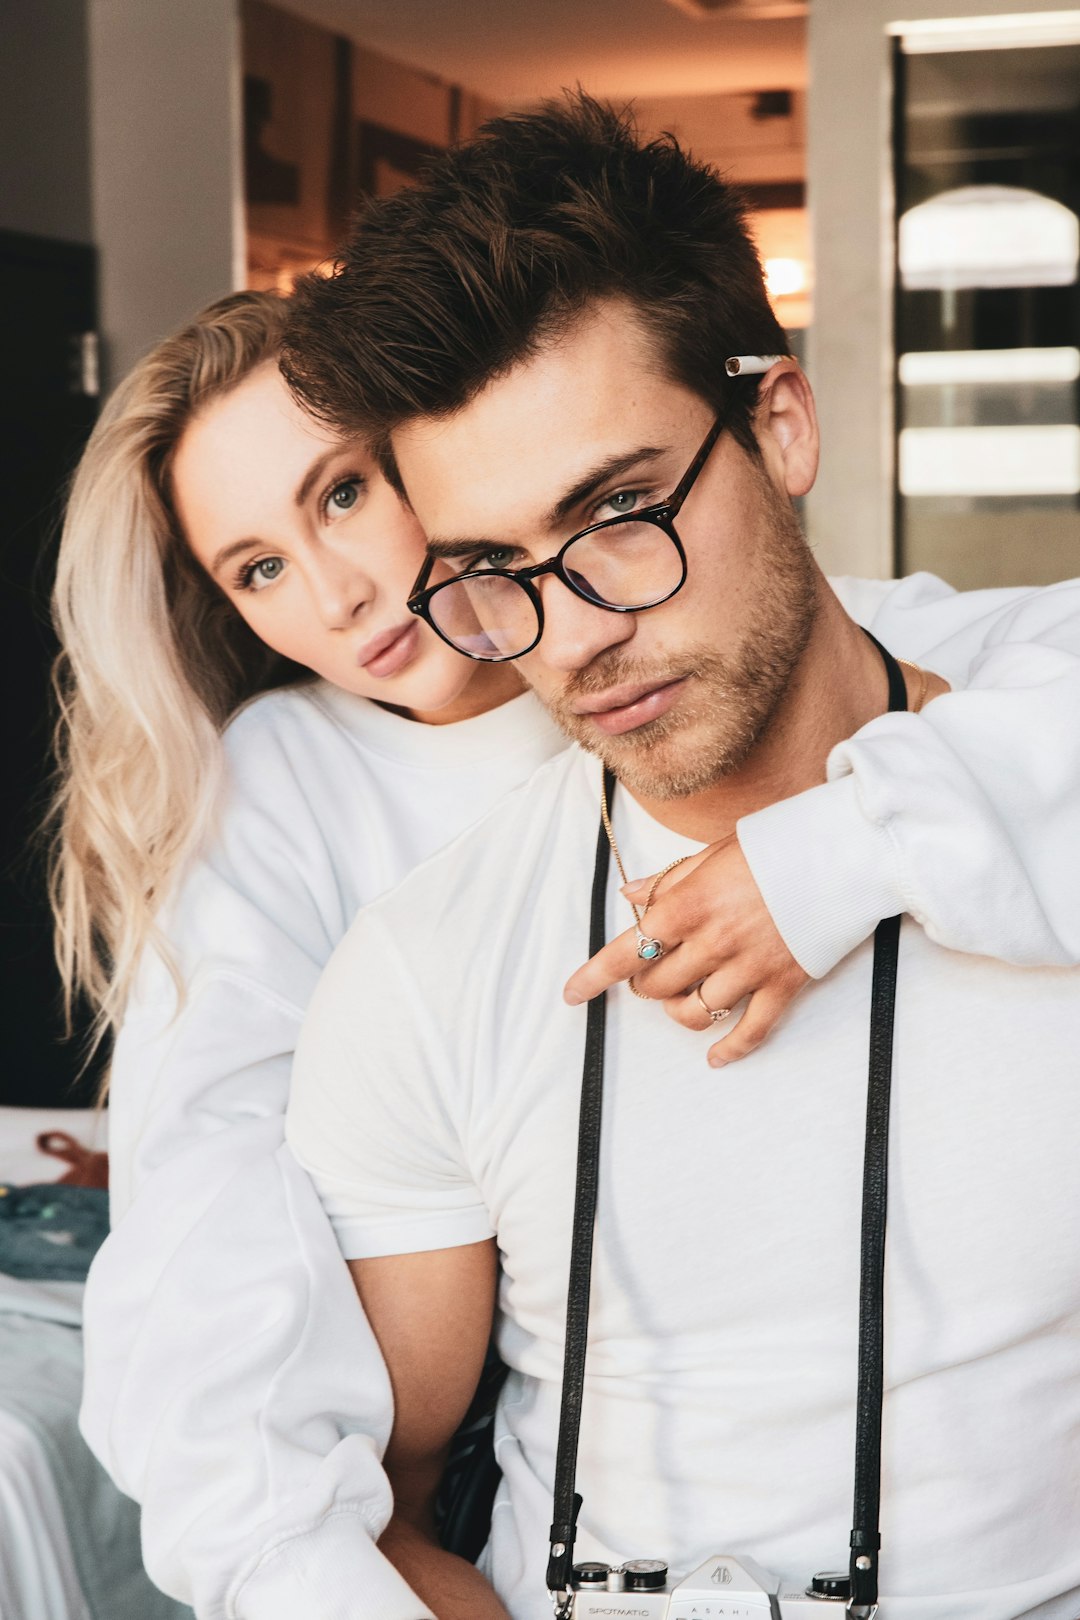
[753,362,819,499]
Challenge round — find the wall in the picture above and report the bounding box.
[88,0,245,386]
[0,0,92,243]
[634,87,809,330]
[807,0,1080,577]
[243,0,499,291]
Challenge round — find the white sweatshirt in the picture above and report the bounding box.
[80,573,1080,1620]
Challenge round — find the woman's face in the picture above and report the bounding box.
[173,362,518,723]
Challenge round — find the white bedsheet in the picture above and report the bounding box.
[0,1405,91,1620]
[0,1106,190,1620]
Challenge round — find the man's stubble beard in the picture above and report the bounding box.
[541,484,820,800]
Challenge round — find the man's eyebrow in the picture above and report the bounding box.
[423,444,670,559]
[424,537,500,560]
[545,445,667,529]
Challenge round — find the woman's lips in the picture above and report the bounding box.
[577,676,689,736]
[358,621,420,679]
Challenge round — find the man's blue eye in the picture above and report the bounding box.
[329,480,360,512]
[606,491,639,515]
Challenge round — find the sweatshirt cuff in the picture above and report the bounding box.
[232,1509,435,1620]
[736,773,904,980]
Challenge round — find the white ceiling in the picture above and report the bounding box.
[278,0,808,102]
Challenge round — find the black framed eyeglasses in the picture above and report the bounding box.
[406,406,729,662]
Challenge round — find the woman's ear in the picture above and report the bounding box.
[754,362,819,499]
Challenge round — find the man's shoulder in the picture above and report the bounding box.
[333,745,595,967]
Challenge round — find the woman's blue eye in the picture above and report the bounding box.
[238,556,286,591]
[328,478,361,513]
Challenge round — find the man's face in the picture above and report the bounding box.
[393,300,819,799]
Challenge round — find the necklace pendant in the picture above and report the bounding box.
[636,932,665,962]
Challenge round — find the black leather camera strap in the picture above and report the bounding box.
[547,633,907,1619]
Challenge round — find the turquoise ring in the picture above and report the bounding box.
[636,933,665,962]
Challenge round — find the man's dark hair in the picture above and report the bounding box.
[283,92,789,468]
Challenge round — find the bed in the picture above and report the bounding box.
[0,1106,191,1620]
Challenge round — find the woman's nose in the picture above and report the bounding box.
[309,550,373,629]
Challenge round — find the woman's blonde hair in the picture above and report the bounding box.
[49,290,310,1070]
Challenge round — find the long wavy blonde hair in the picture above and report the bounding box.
[50,291,311,1070]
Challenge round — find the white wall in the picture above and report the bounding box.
[806,0,1080,577]
[0,0,92,243]
[87,0,245,387]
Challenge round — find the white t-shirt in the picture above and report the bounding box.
[84,573,1080,1620]
[288,726,1080,1613]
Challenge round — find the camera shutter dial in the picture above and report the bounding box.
[572,1564,612,1588]
[808,1571,852,1600]
[623,1560,669,1591]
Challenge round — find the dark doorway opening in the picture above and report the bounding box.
[1,228,104,1106]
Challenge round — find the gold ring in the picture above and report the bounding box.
[694,985,732,1024]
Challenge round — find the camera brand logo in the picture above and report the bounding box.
[710,1567,733,1587]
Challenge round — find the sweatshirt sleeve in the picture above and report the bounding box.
[78,709,433,1620]
[738,574,1080,978]
[82,1091,430,1620]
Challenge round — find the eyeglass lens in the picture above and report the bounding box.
[429,519,684,660]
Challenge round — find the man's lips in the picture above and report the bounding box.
[571,676,689,736]
[357,621,419,678]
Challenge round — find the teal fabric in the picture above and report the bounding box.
[0,1183,109,1281]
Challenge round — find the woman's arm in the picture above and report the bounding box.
[566,574,1080,1063]
[82,986,425,1620]
[80,700,421,1620]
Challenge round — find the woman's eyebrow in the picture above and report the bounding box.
[209,535,262,577]
[293,447,340,509]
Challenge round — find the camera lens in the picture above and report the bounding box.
[623,1560,668,1591]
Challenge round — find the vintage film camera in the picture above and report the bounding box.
[567,1553,875,1619]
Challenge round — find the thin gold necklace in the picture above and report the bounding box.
[897,659,929,714]
[599,772,693,999]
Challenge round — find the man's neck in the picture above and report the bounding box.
[625,594,894,844]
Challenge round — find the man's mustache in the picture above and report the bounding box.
[556,652,694,706]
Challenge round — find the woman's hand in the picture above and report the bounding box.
[563,834,809,1067]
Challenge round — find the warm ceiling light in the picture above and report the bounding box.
[764,257,807,297]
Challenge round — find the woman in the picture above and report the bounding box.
[56,292,1080,1619]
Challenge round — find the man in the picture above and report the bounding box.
[283,98,1080,1619]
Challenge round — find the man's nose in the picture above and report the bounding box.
[533,572,636,673]
[309,550,372,629]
